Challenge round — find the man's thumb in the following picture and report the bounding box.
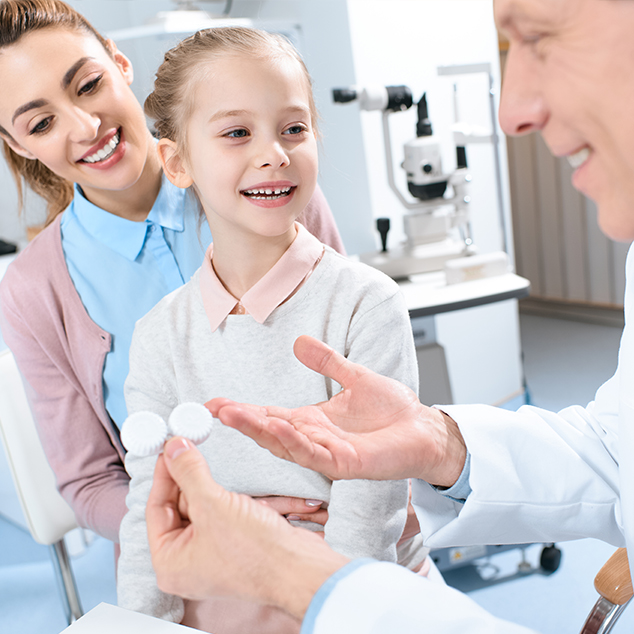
[163,437,216,494]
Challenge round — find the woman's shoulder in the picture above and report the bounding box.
[0,217,66,305]
[135,268,203,332]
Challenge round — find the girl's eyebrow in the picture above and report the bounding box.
[12,56,94,125]
[208,109,248,124]
[208,105,310,124]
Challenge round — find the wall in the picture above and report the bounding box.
[0,0,523,405]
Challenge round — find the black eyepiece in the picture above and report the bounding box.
[332,88,358,103]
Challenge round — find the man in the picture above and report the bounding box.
[146,0,634,631]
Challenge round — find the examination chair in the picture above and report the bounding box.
[0,349,83,624]
[580,548,633,634]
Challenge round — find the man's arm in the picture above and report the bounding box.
[147,438,538,634]
[146,437,348,620]
[206,335,466,486]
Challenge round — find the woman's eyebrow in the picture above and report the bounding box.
[12,98,48,124]
[11,56,95,125]
[61,56,93,89]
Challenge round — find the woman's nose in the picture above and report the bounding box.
[69,107,101,142]
[498,45,548,136]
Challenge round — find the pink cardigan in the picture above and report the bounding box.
[0,186,344,543]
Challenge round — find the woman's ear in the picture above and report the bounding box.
[158,138,194,189]
[0,133,36,160]
[106,39,134,86]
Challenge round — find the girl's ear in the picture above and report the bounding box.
[158,138,194,189]
[106,39,134,86]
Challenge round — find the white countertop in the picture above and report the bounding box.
[61,603,197,633]
[399,271,530,317]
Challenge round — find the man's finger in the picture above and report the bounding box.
[293,335,367,390]
[146,454,183,548]
[163,437,224,502]
[215,405,295,461]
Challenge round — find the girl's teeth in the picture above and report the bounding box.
[567,147,590,169]
[244,187,291,196]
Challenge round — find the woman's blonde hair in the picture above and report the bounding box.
[0,0,111,224]
[144,26,318,154]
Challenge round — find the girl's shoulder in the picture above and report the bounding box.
[319,246,401,294]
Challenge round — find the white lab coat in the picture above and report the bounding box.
[308,245,633,634]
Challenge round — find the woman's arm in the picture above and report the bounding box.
[298,185,346,255]
[0,272,129,542]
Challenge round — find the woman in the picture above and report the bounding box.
[0,0,340,543]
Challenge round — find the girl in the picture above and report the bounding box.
[0,0,343,545]
[118,27,428,633]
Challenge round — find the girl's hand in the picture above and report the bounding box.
[255,496,328,530]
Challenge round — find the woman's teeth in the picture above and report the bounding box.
[567,147,590,169]
[242,186,292,200]
[82,132,120,164]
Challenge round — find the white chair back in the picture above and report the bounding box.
[0,349,78,544]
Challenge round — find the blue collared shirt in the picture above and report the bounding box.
[61,178,211,428]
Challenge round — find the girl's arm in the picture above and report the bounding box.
[117,315,184,622]
[325,282,420,562]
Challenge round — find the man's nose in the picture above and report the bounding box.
[498,45,548,136]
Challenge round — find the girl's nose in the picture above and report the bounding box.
[498,45,548,137]
[256,139,290,170]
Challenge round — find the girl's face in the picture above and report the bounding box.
[0,28,152,197]
[166,53,318,244]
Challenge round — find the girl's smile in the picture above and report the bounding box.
[240,181,297,207]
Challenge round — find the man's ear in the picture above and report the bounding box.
[158,138,194,189]
[106,38,134,86]
[0,133,37,160]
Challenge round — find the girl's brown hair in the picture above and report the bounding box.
[144,26,318,155]
[0,0,111,225]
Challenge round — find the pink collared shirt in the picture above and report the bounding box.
[200,223,325,332]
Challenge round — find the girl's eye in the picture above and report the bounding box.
[29,116,53,136]
[283,124,308,136]
[226,128,249,138]
[78,74,103,96]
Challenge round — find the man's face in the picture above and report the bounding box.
[496,0,634,241]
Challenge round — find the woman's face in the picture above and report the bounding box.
[0,27,152,197]
[496,0,634,241]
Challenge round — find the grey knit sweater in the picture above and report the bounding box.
[118,247,422,624]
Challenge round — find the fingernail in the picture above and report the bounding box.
[305,499,322,508]
[165,437,192,460]
[287,515,301,521]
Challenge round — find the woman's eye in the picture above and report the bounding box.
[226,128,249,138]
[78,74,103,96]
[284,125,307,136]
[29,116,52,135]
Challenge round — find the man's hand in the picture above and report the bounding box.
[146,437,348,620]
[207,335,466,487]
